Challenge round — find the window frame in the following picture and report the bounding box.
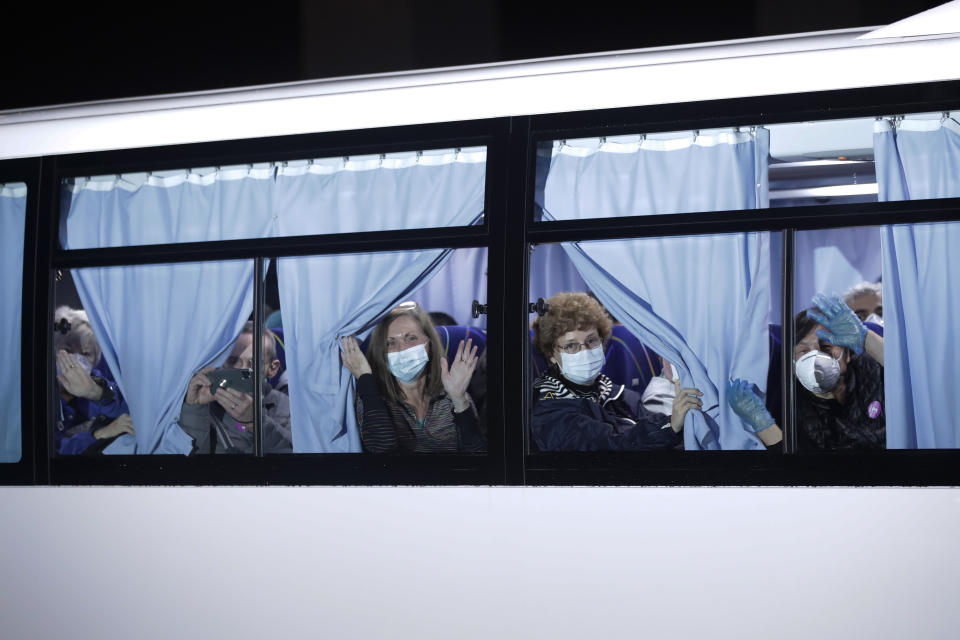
[1,80,958,486]
[521,80,960,486]
[40,119,511,486]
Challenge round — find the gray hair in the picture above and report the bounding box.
[53,306,102,366]
[842,281,881,305]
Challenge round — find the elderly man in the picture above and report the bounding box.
[179,322,291,454]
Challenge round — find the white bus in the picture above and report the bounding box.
[1,5,959,638]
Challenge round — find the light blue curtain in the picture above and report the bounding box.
[274,150,486,452]
[412,246,488,328]
[63,170,276,453]
[794,227,883,310]
[542,129,771,449]
[875,117,960,448]
[0,183,26,463]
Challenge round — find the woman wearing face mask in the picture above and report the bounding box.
[340,303,485,453]
[530,292,703,451]
[794,293,885,450]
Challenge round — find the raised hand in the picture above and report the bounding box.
[56,349,102,400]
[440,338,479,412]
[340,336,373,378]
[186,366,217,405]
[807,293,867,354]
[669,379,703,433]
[726,378,775,433]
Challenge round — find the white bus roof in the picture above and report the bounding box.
[1,16,958,159]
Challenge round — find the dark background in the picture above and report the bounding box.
[3,0,946,111]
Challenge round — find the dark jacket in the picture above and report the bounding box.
[797,353,885,450]
[531,370,682,452]
[178,382,292,454]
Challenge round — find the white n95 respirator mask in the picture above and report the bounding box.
[387,343,429,383]
[795,350,841,394]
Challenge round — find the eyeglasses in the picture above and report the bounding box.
[555,335,602,355]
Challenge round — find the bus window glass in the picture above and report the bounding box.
[537,111,958,221]
[1,182,26,463]
[274,247,488,454]
[528,233,782,452]
[59,146,486,250]
[52,260,260,456]
[794,221,960,451]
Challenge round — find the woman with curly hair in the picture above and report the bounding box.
[530,292,703,451]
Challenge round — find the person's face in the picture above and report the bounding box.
[549,327,602,366]
[225,333,280,379]
[848,292,882,322]
[386,315,428,355]
[794,326,848,375]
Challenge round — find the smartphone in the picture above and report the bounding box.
[206,368,254,396]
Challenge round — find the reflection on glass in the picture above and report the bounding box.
[60,146,487,250]
[1,182,26,463]
[538,110,958,220]
[53,260,259,456]
[528,234,782,452]
[277,248,488,454]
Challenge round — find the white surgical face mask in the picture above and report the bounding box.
[795,350,841,394]
[387,343,429,383]
[559,346,605,385]
[865,313,883,327]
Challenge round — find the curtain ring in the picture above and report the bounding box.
[416,150,423,162]
[942,111,950,124]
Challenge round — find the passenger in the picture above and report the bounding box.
[643,358,784,447]
[179,322,291,454]
[843,281,883,326]
[340,302,485,453]
[53,306,132,455]
[530,292,703,451]
[794,293,885,450]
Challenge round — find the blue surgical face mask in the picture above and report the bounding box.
[387,343,429,383]
[559,346,605,385]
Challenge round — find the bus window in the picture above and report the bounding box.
[528,234,782,453]
[274,247,488,454]
[794,221,960,451]
[1,182,26,463]
[59,146,486,250]
[536,111,958,222]
[52,261,260,456]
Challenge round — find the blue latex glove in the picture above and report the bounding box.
[806,293,867,354]
[726,378,775,433]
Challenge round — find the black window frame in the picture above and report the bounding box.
[522,80,960,486]
[0,79,957,486]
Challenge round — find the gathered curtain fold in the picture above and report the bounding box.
[0,184,26,463]
[874,117,960,448]
[542,129,771,449]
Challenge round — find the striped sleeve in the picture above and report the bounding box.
[355,374,399,453]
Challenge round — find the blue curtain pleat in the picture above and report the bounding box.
[0,188,26,463]
[274,159,486,452]
[542,129,771,449]
[875,120,960,448]
[63,174,275,454]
